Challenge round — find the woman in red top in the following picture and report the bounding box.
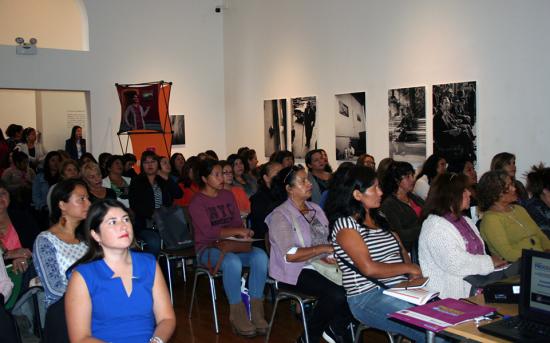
[221,160,250,215]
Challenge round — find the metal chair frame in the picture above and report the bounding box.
[265,283,317,343]
[188,266,223,334]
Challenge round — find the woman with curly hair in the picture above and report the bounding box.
[478,170,550,262]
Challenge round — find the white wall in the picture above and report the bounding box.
[0,89,37,129]
[223,0,550,179]
[0,0,225,158]
[0,0,86,51]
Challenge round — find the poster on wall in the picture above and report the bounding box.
[335,92,366,161]
[170,115,185,145]
[117,84,161,132]
[291,96,317,159]
[432,81,477,163]
[263,99,288,158]
[388,86,426,167]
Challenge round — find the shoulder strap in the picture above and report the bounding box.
[336,254,389,290]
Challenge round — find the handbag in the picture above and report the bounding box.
[152,206,193,250]
[291,214,343,285]
[463,260,521,296]
[207,238,253,275]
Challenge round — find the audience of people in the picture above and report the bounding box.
[3,120,550,342]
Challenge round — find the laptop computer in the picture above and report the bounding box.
[478,249,550,342]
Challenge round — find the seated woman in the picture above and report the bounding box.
[0,181,33,275]
[81,162,117,203]
[271,149,295,168]
[33,179,90,308]
[380,161,424,253]
[419,173,507,299]
[0,253,17,343]
[128,151,182,256]
[490,152,529,203]
[121,153,138,179]
[227,154,257,197]
[189,159,268,338]
[412,154,447,200]
[15,127,47,170]
[32,151,61,229]
[249,161,282,250]
[102,155,131,207]
[65,199,175,343]
[325,165,432,343]
[305,149,332,204]
[174,156,200,207]
[266,165,352,343]
[356,153,376,170]
[46,159,80,215]
[525,164,550,236]
[1,151,35,207]
[169,152,185,183]
[221,160,250,215]
[447,159,478,216]
[478,170,550,262]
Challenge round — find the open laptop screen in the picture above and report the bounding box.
[521,249,550,322]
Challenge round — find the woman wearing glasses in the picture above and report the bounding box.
[478,170,550,262]
[266,165,352,343]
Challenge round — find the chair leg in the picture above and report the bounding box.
[354,323,368,343]
[188,270,201,318]
[298,299,310,343]
[181,257,187,283]
[208,274,220,334]
[165,255,174,304]
[265,296,282,343]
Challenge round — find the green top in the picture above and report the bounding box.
[480,205,550,262]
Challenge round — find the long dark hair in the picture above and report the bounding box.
[325,165,387,234]
[43,151,61,186]
[70,126,82,141]
[70,199,136,269]
[381,161,415,199]
[170,153,185,180]
[195,158,221,188]
[50,179,88,241]
[417,154,445,184]
[421,173,469,221]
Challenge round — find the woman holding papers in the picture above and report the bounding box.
[326,165,435,343]
[418,173,506,299]
[266,165,352,343]
[188,158,268,338]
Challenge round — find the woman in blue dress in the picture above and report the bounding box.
[65,199,175,343]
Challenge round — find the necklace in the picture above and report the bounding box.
[505,207,536,246]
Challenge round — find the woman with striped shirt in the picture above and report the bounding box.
[325,165,432,343]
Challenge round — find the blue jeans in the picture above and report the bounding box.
[199,247,268,304]
[347,288,447,343]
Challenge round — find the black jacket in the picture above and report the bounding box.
[128,174,182,232]
[380,193,425,252]
[64,138,86,161]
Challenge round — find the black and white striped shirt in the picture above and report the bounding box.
[331,216,407,296]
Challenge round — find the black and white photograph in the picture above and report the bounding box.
[263,99,288,158]
[433,81,477,163]
[335,92,366,161]
[291,96,317,159]
[170,114,185,145]
[388,86,426,166]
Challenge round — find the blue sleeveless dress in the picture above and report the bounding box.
[76,251,156,343]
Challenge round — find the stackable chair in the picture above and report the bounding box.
[188,266,224,333]
[265,281,317,343]
[353,323,400,343]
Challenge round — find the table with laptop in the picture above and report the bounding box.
[397,250,550,343]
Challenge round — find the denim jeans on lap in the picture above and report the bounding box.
[199,247,268,304]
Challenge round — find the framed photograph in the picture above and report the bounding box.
[170,114,185,145]
[388,86,426,167]
[291,96,317,158]
[263,99,288,157]
[335,92,366,161]
[433,81,477,163]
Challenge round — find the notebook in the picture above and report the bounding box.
[478,249,550,342]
